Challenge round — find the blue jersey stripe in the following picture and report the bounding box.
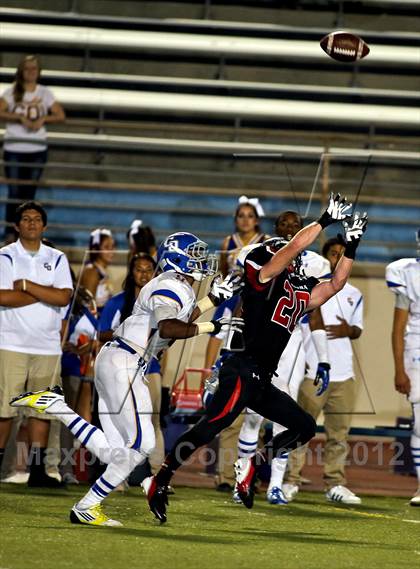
[82,306,99,330]
[353,294,363,312]
[151,289,183,309]
[386,280,405,288]
[129,385,142,451]
[0,253,13,265]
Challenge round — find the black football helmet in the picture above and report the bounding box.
[263,237,304,276]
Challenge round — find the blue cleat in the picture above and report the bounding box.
[266,486,288,505]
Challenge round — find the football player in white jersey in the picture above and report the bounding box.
[10,232,243,526]
[386,229,420,507]
[234,211,331,505]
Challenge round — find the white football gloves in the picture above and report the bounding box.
[342,211,369,259]
[211,316,245,335]
[318,193,353,228]
[209,272,244,306]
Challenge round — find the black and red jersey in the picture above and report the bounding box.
[241,244,318,376]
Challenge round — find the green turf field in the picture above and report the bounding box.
[0,484,419,569]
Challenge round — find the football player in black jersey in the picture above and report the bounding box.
[143,194,368,522]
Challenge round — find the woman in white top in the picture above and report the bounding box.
[80,228,115,312]
[0,55,65,241]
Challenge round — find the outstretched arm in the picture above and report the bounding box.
[260,222,322,283]
[306,256,354,310]
[260,194,352,283]
[306,212,368,311]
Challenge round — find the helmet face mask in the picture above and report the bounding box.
[158,232,218,281]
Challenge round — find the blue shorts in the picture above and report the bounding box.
[146,357,161,375]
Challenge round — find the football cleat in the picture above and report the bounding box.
[326,485,362,505]
[70,504,122,527]
[410,488,420,507]
[28,473,65,488]
[0,471,30,484]
[142,476,168,523]
[10,385,64,414]
[232,484,243,504]
[282,483,300,502]
[266,486,288,505]
[234,456,257,509]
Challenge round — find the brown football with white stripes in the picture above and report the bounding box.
[320,31,370,62]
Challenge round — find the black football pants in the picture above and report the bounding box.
[160,355,316,480]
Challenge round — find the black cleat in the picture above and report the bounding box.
[28,473,66,488]
[234,456,257,509]
[142,476,169,523]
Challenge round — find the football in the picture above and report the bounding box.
[320,31,370,62]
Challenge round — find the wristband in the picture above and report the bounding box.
[316,211,331,229]
[344,242,357,260]
[196,322,216,335]
[196,296,215,314]
[311,329,329,363]
[22,279,26,292]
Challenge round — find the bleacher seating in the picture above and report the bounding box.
[0,2,418,264]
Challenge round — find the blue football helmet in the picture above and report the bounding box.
[157,232,218,281]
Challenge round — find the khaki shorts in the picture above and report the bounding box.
[0,349,61,418]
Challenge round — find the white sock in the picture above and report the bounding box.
[411,402,420,484]
[77,449,146,509]
[238,411,263,458]
[47,399,112,464]
[268,454,289,491]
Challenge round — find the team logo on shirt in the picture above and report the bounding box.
[44,263,52,271]
[347,297,354,306]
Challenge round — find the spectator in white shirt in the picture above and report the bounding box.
[0,55,65,242]
[0,201,72,486]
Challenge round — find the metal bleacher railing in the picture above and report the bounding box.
[0,5,419,262]
[1,20,419,70]
[0,133,419,264]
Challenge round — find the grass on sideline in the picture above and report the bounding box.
[0,484,419,569]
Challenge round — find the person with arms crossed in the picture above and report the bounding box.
[10,232,243,526]
[283,235,363,505]
[143,194,368,522]
[0,201,72,486]
[386,229,420,507]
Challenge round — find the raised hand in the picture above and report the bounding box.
[317,193,353,228]
[343,212,369,259]
[209,272,244,306]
